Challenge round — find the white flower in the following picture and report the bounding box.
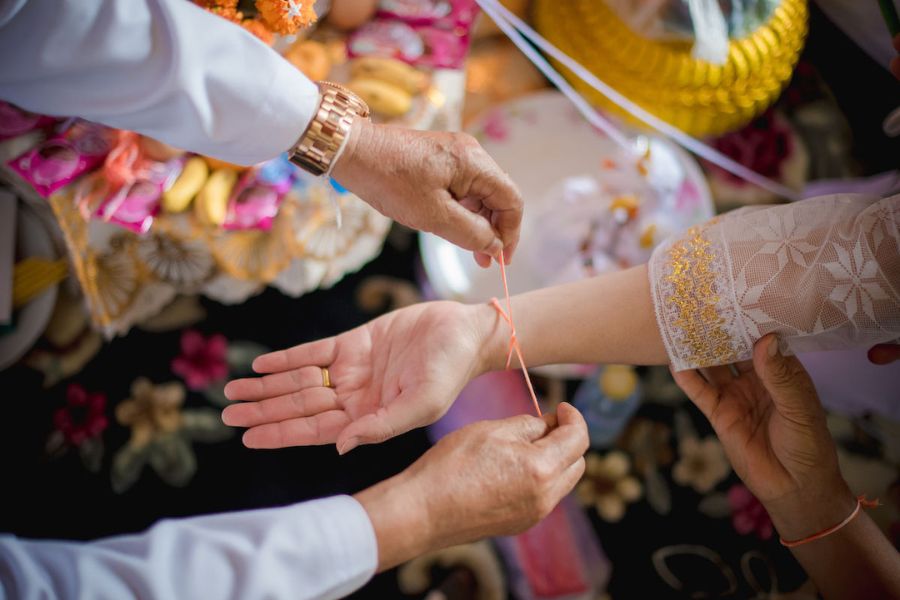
[672,437,730,494]
[823,241,889,321]
[577,451,642,522]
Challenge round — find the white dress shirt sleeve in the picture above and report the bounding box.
[0,495,378,600]
[0,0,319,166]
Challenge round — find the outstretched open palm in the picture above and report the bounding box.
[222,301,484,454]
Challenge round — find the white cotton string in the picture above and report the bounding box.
[476,0,634,153]
[476,0,803,202]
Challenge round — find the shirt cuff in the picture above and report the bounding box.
[240,55,319,165]
[286,495,379,599]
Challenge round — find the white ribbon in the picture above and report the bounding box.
[475,0,802,202]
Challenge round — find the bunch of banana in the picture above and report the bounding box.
[194,168,238,226]
[162,156,209,213]
[346,57,426,118]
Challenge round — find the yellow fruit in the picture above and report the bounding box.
[204,156,245,171]
[346,78,412,117]
[163,157,208,213]
[284,40,331,81]
[195,169,237,226]
[349,57,428,94]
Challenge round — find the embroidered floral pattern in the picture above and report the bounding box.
[577,451,642,522]
[672,436,731,494]
[171,329,229,390]
[727,484,773,540]
[111,377,231,492]
[651,195,900,370]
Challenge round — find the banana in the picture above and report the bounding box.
[346,78,412,118]
[349,57,427,94]
[163,157,208,213]
[195,168,236,226]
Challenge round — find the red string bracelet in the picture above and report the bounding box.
[489,250,542,417]
[779,495,880,548]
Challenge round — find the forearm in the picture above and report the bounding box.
[476,264,668,371]
[767,489,900,599]
[0,0,317,165]
[354,471,433,572]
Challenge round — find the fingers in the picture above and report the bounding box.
[534,403,588,470]
[224,366,325,401]
[670,366,718,421]
[432,192,503,258]
[699,365,734,386]
[752,334,820,422]
[242,410,351,449]
[448,135,523,262]
[734,359,754,374]
[867,343,900,365]
[335,390,444,454]
[499,413,551,443]
[464,159,522,262]
[548,455,586,506]
[252,337,337,374]
[222,387,339,428]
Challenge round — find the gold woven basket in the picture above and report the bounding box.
[533,0,808,137]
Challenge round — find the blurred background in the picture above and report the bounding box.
[1,1,898,598]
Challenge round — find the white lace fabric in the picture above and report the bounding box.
[650,194,900,371]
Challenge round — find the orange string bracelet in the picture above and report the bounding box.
[489,249,541,416]
[779,495,880,548]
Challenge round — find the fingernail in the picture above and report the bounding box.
[768,336,780,358]
[337,438,359,455]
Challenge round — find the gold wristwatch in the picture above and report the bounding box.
[288,81,370,177]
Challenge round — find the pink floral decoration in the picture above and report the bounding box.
[728,483,773,540]
[171,329,229,390]
[709,111,793,185]
[53,384,108,446]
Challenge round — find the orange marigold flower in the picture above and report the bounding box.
[256,0,317,35]
[242,18,275,45]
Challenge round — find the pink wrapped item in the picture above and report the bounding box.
[8,120,114,197]
[0,101,57,140]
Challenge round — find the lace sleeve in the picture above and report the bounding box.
[649,194,900,371]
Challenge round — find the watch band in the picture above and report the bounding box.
[288,81,370,177]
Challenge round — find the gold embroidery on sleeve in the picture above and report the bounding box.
[663,218,738,367]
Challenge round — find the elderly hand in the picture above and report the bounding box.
[354,403,588,570]
[222,301,492,453]
[332,119,522,267]
[671,334,855,540]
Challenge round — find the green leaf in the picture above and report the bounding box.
[111,444,149,494]
[226,341,270,374]
[698,492,732,519]
[645,465,672,515]
[149,435,197,488]
[182,408,234,443]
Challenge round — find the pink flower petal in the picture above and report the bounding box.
[180,330,205,356]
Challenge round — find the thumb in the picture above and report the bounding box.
[497,413,550,443]
[433,194,503,258]
[752,334,821,423]
[335,392,439,454]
